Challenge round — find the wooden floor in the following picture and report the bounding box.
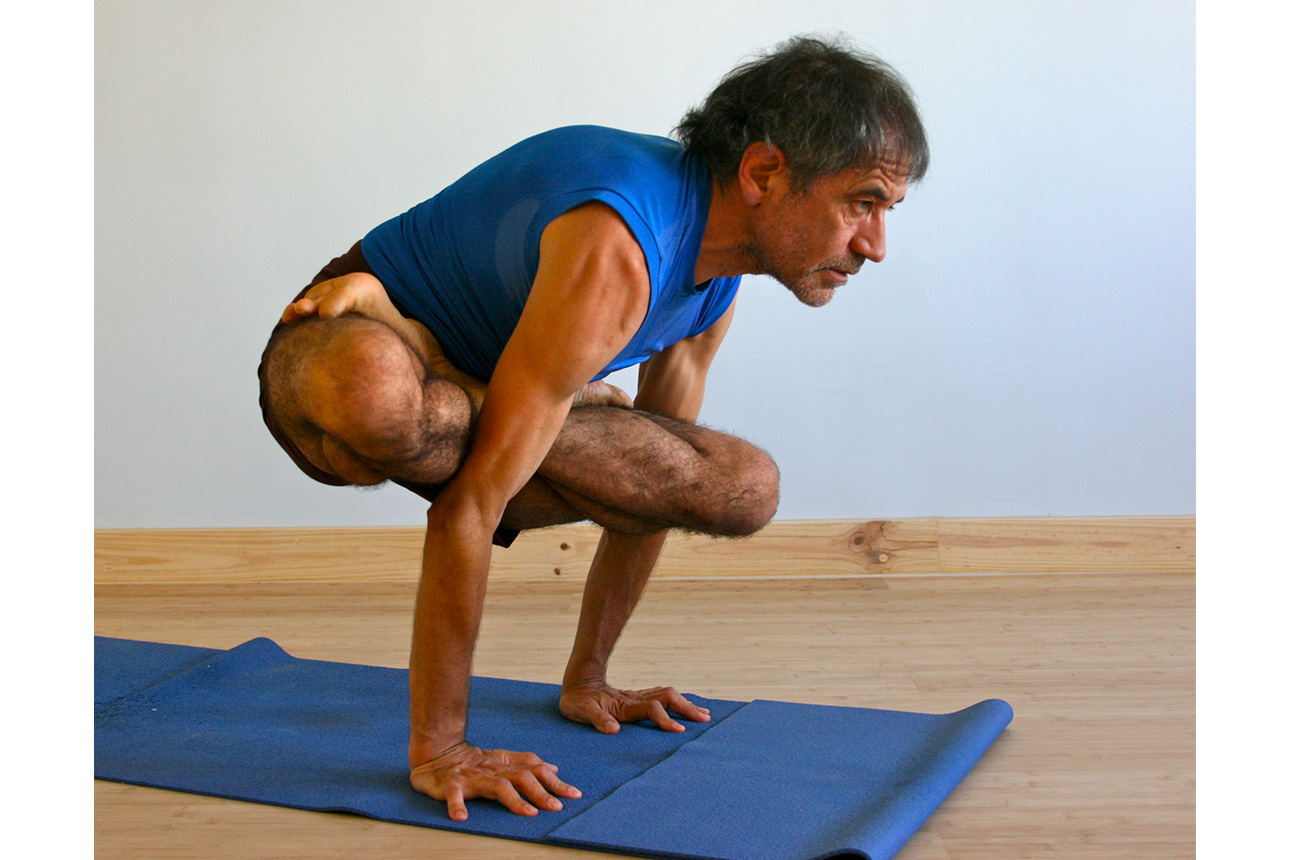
[95,570,1195,859]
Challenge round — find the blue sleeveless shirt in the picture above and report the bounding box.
[360,126,741,382]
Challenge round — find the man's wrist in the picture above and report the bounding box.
[408,735,468,768]
[562,662,608,691]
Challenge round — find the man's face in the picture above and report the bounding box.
[748,161,909,307]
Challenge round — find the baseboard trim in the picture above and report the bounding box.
[94,517,1195,585]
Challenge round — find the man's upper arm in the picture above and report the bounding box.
[444,201,653,517]
[496,203,652,400]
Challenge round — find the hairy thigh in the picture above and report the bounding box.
[535,405,780,536]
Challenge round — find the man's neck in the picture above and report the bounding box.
[694,178,756,284]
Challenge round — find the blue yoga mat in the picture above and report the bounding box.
[95,636,1011,860]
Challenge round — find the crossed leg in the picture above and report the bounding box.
[259,311,780,816]
[259,313,780,539]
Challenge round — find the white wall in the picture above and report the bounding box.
[95,0,1194,527]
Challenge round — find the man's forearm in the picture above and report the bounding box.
[562,528,669,688]
[408,498,497,762]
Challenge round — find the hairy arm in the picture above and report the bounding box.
[407,202,651,820]
[559,299,737,732]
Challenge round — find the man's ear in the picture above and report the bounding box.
[736,142,790,206]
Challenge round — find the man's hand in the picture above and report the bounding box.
[560,680,711,734]
[410,742,582,821]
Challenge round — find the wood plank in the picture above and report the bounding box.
[936,517,1195,573]
[94,516,1195,584]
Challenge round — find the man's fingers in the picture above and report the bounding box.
[411,744,582,821]
[513,770,564,812]
[580,703,621,734]
[560,694,618,733]
[281,289,340,322]
[631,687,707,728]
[492,778,538,817]
[562,685,712,735]
[446,784,467,822]
[535,764,583,799]
[663,688,712,722]
[500,749,544,768]
[585,707,620,734]
[647,699,685,732]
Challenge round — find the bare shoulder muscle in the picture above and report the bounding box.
[512,202,652,382]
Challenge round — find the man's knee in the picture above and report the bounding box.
[313,327,438,454]
[603,410,779,537]
[709,441,779,537]
[665,427,779,537]
[260,315,470,486]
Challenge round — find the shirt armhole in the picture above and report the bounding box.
[690,276,741,338]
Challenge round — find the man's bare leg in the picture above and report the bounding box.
[261,314,473,489]
[264,315,779,537]
[489,405,778,535]
[485,407,780,737]
[262,313,778,812]
[557,528,707,733]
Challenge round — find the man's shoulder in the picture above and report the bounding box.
[476,126,696,215]
[523,125,676,150]
[500,126,684,173]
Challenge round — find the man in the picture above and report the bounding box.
[259,35,928,821]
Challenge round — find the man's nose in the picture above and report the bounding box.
[850,218,886,263]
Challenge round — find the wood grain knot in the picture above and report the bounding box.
[848,521,895,568]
